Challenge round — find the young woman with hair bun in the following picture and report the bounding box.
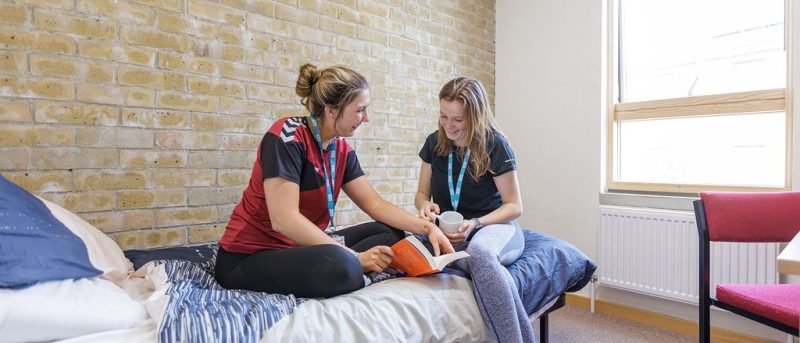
[214,64,454,298]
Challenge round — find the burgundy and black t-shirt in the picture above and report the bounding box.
[219,117,364,254]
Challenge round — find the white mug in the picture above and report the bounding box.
[436,211,463,233]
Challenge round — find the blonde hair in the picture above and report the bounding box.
[295,64,369,121]
[435,77,502,180]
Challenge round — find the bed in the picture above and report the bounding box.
[0,175,596,343]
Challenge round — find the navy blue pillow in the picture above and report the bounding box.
[507,230,597,315]
[0,175,101,288]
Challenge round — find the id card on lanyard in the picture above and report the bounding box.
[308,116,345,246]
[448,148,470,212]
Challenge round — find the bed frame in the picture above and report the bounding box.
[538,293,566,343]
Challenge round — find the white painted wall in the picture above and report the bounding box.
[496,0,799,340]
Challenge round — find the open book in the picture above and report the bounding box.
[388,235,469,277]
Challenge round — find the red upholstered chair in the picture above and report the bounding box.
[694,192,800,342]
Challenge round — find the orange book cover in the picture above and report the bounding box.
[389,236,469,277]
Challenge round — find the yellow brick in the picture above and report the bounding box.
[119,189,186,209]
[320,17,356,36]
[78,0,155,24]
[34,101,118,126]
[0,3,27,25]
[188,0,246,26]
[155,131,218,149]
[211,44,246,62]
[390,36,417,53]
[275,3,319,27]
[75,170,149,191]
[84,210,155,233]
[152,170,215,188]
[4,171,74,193]
[246,14,291,36]
[246,118,272,134]
[187,186,243,206]
[46,191,116,212]
[34,9,116,39]
[0,125,73,146]
[245,49,293,69]
[216,25,246,45]
[222,0,274,17]
[158,53,217,75]
[119,67,185,91]
[189,77,244,97]
[144,228,187,247]
[120,25,188,52]
[30,55,113,82]
[188,150,250,168]
[0,30,76,55]
[80,41,155,66]
[75,127,154,148]
[192,113,249,132]
[114,227,186,249]
[0,147,28,169]
[188,224,225,244]
[357,1,389,17]
[247,84,292,103]
[218,170,250,186]
[120,150,186,168]
[0,76,73,101]
[156,206,217,226]
[357,27,388,44]
[0,30,34,50]
[128,0,183,12]
[121,108,190,129]
[32,148,118,169]
[157,92,217,112]
[77,84,155,107]
[0,100,30,122]
[219,134,260,150]
[157,12,216,37]
[219,97,269,116]
[220,61,272,83]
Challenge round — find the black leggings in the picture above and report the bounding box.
[214,221,406,298]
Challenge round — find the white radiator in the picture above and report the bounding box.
[598,206,780,304]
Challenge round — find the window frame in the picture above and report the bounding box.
[605,0,795,194]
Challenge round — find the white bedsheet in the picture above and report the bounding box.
[262,274,490,343]
[54,268,554,342]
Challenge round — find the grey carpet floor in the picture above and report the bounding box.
[534,304,696,343]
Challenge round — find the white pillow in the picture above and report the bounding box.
[37,197,133,285]
[0,277,148,342]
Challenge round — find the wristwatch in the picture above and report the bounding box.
[472,218,484,230]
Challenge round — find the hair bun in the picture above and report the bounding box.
[296,63,318,98]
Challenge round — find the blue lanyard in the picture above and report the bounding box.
[308,116,337,230]
[448,148,470,212]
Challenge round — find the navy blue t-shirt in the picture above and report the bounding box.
[418,131,516,219]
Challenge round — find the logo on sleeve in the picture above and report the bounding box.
[280,118,303,143]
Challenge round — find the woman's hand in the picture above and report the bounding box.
[424,222,455,256]
[443,219,478,244]
[357,246,395,273]
[417,200,440,223]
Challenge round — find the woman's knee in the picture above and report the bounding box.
[315,245,364,292]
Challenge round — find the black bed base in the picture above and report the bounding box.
[538,293,566,343]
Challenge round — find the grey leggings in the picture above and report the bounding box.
[455,221,535,343]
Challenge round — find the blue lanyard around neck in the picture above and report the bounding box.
[308,116,337,229]
[448,148,470,212]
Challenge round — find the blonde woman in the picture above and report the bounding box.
[215,64,453,298]
[415,77,531,342]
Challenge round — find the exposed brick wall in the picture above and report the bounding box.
[0,0,495,249]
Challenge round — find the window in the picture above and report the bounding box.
[607,0,793,193]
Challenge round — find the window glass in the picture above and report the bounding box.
[617,111,786,187]
[620,0,785,102]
